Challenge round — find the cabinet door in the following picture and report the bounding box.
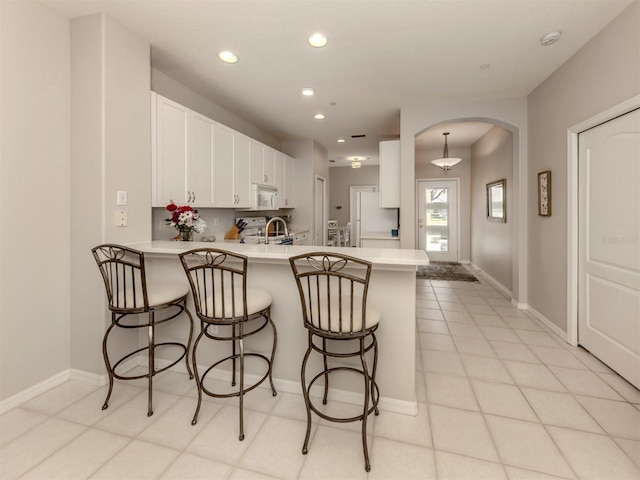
[284,155,295,208]
[379,140,400,208]
[274,151,285,209]
[233,132,251,207]
[250,139,264,185]
[263,146,276,186]
[189,113,216,207]
[154,94,189,206]
[215,123,235,207]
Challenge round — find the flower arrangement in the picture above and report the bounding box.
[166,201,206,241]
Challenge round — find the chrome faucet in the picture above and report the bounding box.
[264,217,289,244]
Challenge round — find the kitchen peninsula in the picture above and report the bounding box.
[133,241,428,415]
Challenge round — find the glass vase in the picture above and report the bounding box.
[180,229,194,241]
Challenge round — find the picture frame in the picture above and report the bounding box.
[538,170,552,216]
[486,179,506,223]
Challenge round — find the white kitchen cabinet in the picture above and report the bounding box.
[293,231,309,245]
[215,124,251,208]
[152,93,215,207]
[274,152,285,208]
[250,140,276,186]
[360,237,400,249]
[283,154,295,208]
[379,140,400,208]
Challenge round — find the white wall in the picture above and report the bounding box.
[416,146,472,262]
[471,127,513,291]
[69,13,151,374]
[0,1,71,400]
[527,1,639,333]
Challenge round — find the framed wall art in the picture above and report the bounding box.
[538,170,552,216]
[486,179,506,223]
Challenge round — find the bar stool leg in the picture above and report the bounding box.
[101,319,116,411]
[267,311,278,396]
[322,338,329,405]
[238,324,245,441]
[191,331,204,426]
[231,325,237,387]
[147,312,155,417]
[300,336,313,455]
[359,338,371,472]
[183,300,195,379]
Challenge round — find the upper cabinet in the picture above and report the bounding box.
[379,140,400,208]
[153,92,294,209]
[152,93,215,207]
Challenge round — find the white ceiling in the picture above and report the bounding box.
[40,0,632,167]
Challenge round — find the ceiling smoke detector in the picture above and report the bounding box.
[540,31,562,46]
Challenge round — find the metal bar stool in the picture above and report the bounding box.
[179,248,277,441]
[92,244,194,417]
[289,252,380,471]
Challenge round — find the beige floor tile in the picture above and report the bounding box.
[0,418,87,479]
[436,293,461,304]
[480,325,521,343]
[438,301,468,312]
[447,322,484,338]
[421,350,466,377]
[529,346,588,370]
[471,380,537,421]
[416,308,444,321]
[598,372,640,403]
[461,355,513,383]
[416,299,440,309]
[454,336,497,357]
[472,313,508,327]
[58,384,142,426]
[550,367,624,400]
[90,439,179,479]
[503,361,566,391]
[503,466,575,479]
[229,467,282,479]
[515,330,563,348]
[485,415,574,478]
[368,437,436,479]
[490,341,539,363]
[443,310,474,323]
[576,395,640,440]
[297,425,369,479]
[417,318,450,334]
[21,381,99,416]
[374,402,432,447]
[464,303,496,314]
[613,437,640,468]
[418,332,456,352]
[502,316,543,331]
[160,453,233,479]
[240,415,309,479]
[429,404,499,462]
[20,428,130,480]
[186,405,267,464]
[522,388,603,433]
[435,451,508,480]
[0,407,48,447]
[548,426,640,480]
[153,370,198,396]
[425,373,479,411]
[458,294,489,305]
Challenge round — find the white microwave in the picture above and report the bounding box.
[251,184,278,211]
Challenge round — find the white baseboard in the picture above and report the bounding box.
[523,304,569,344]
[0,370,70,415]
[469,263,513,299]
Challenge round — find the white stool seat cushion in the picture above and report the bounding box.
[307,296,380,333]
[114,282,189,309]
[203,287,272,319]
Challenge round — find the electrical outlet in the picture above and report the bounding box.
[115,210,127,227]
[214,217,219,226]
[159,220,167,231]
[117,190,128,206]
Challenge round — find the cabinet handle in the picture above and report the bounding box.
[187,191,192,203]
[192,191,196,202]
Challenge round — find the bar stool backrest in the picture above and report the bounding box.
[92,244,149,313]
[180,249,248,322]
[289,253,372,337]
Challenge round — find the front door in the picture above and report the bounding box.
[578,108,640,388]
[418,179,459,263]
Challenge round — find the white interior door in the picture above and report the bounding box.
[314,176,326,246]
[350,185,376,247]
[578,108,640,388]
[418,179,459,263]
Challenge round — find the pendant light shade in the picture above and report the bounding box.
[431,132,462,174]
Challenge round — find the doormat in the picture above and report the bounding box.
[416,262,479,282]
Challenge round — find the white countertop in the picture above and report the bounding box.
[130,240,428,267]
[360,231,400,240]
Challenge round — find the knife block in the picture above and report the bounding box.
[224,225,242,240]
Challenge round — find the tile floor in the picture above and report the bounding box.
[1,272,639,479]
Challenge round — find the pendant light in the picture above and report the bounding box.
[431,132,462,174]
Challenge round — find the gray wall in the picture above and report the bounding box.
[471,127,513,292]
[416,146,472,263]
[0,0,71,401]
[527,1,640,332]
[328,165,379,225]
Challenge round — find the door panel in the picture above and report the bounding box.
[578,108,640,388]
[418,179,458,262]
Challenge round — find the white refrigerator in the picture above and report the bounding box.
[354,192,398,247]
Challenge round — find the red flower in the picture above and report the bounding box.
[182,205,193,212]
[166,203,178,212]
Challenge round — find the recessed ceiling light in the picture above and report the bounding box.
[308,33,328,48]
[347,156,369,161]
[301,87,314,96]
[218,50,238,63]
[314,113,325,120]
[337,138,345,143]
[540,30,562,46]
